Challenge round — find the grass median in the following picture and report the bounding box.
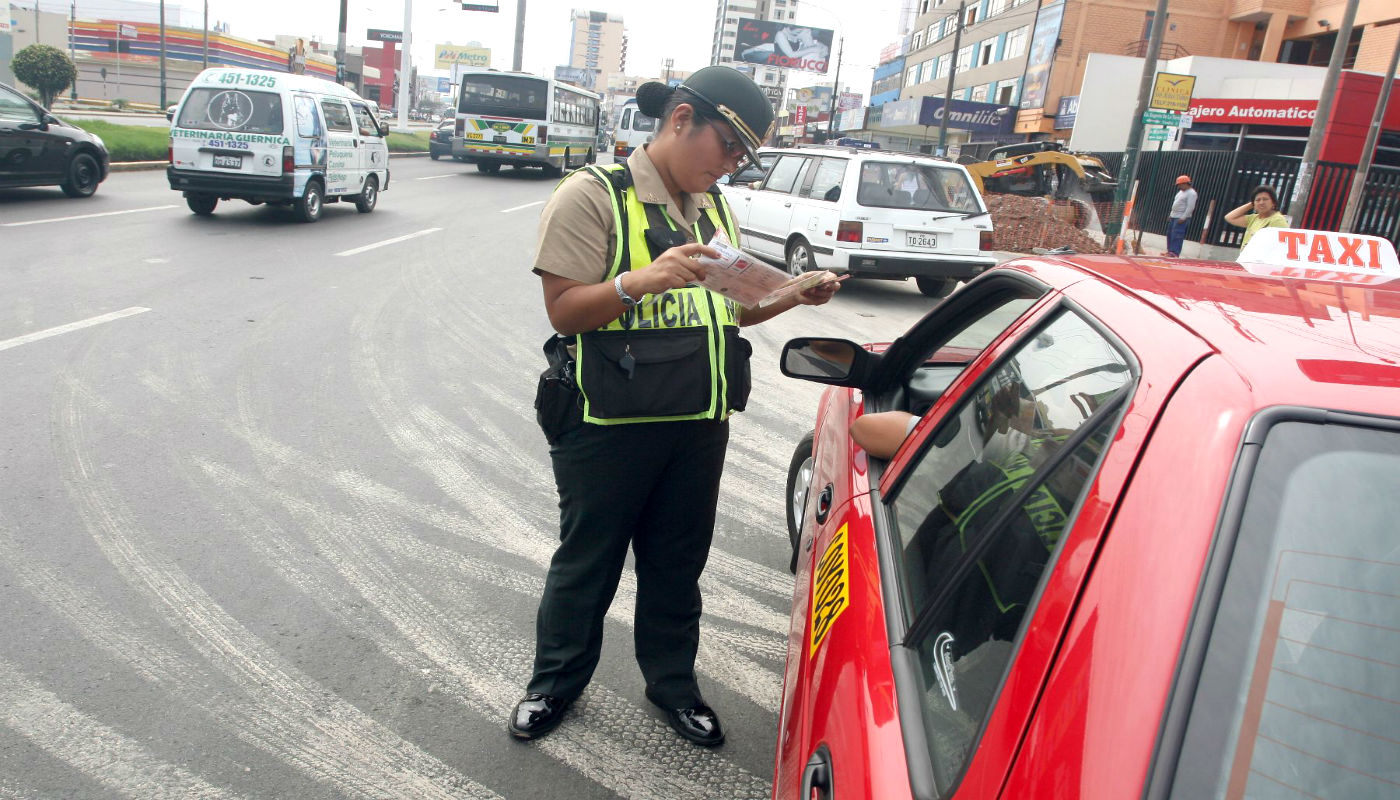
[72,119,432,163]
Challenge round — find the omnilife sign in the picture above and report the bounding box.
[1186,98,1318,126]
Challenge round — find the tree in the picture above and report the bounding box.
[12,45,78,109]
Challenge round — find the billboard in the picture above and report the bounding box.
[838,92,863,112]
[1055,95,1078,129]
[878,96,1016,135]
[790,85,833,116]
[553,65,592,86]
[1019,1,1065,109]
[435,44,490,69]
[734,19,833,74]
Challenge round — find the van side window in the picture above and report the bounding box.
[351,103,380,137]
[803,158,847,202]
[764,156,807,195]
[320,100,353,133]
[294,95,321,138]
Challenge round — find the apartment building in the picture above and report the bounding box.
[568,9,626,95]
[887,0,1398,146]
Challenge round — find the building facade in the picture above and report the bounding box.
[568,10,625,95]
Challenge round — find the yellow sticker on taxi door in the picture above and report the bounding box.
[810,524,851,658]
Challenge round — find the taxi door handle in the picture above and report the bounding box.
[801,745,833,799]
[783,201,792,207]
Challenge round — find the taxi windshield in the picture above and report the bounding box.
[175,87,284,135]
[1169,416,1400,798]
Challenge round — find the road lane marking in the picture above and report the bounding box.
[1,205,178,227]
[335,228,442,257]
[0,307,150,353]
[500,200,544,213]
[414,174,457,181]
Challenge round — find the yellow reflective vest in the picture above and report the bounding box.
[572,163,753,425]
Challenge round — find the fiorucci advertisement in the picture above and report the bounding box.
[1020,1,1066,110]
[734,19,834,74]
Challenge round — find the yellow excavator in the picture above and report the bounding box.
[961,143,1117,202]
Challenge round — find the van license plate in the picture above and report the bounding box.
[212,154,243,169]
[906,232,938,249]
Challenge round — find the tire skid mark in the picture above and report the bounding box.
[214,430,783,709]
[54,375,502,800]
[197,458,770,799]
[0,658,242,800]
[346,314,791,640]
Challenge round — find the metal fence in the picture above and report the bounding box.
[1084,150,1400,249]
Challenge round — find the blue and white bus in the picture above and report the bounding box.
[453,68,601,176]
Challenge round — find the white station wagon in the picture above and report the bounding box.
[721,146,997,298]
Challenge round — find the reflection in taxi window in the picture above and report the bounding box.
[1170,421,1400,799]
[890,309,1133,786]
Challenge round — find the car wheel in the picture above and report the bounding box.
[186,194,218,215]
[785,430,815,573]
[916,276,956,298]
[295,180,323,223]
[786,238,813,277]
[60,152,101,198]
[354,175,378,213]
[430,151,441,160]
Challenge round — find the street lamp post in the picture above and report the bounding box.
[158,0,167,109]
[202,0,209,69]
[396,0,413,132]
[825,35,843,139]
[937,1,966,154]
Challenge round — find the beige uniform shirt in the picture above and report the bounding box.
[533,145,722,283]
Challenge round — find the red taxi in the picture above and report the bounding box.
[775,229,1400,800]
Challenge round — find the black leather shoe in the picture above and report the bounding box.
[508,693,571,740]
[646,689,725,747]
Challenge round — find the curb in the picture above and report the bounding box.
[111,150,430,172]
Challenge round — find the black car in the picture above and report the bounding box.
[0,81,110,197]
[429,120,456,160]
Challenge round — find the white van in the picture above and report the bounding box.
[611,98,657,160]
[167,68,389,222]
[720,145,996,298]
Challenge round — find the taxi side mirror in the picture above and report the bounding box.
[379,122,390,137]
[781,337,879,388]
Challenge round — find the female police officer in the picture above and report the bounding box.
[510,66,839,746]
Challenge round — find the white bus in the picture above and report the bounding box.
[612,98,657,160]
[452,68,601,176]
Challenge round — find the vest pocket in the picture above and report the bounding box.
[724,327,753,413]
[580,328,712,419]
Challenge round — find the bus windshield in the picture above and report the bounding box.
[459,75,548,120]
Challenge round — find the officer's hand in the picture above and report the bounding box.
[795,277,843,306]
[621,243,715,298]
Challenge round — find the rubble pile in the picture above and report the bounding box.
[985,194,1109,255]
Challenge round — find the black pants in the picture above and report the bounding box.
[527,418,730,708]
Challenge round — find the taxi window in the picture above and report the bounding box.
[176,87,283,134]
[889,309,1134,791]
[320,99,353,132]
[1168,419,1400,799]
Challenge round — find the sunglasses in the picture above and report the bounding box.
[709,123,749,166]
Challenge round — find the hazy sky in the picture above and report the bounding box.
[174,0,905,97]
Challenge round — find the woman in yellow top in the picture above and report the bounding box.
[1224,184,1289,246]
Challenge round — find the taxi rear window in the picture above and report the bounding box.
[1168,418,1400,799]
[175,87,283,135]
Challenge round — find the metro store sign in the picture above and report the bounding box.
[1185,98,1318,126]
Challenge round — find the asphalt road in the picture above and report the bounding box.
[0,157,941,800]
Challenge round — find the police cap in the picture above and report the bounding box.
[678,66,775,164]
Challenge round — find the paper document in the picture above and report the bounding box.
[694,236,843,309]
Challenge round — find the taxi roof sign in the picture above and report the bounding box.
[1238,228,1400,286]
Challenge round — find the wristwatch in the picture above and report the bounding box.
[614,274,639,307]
